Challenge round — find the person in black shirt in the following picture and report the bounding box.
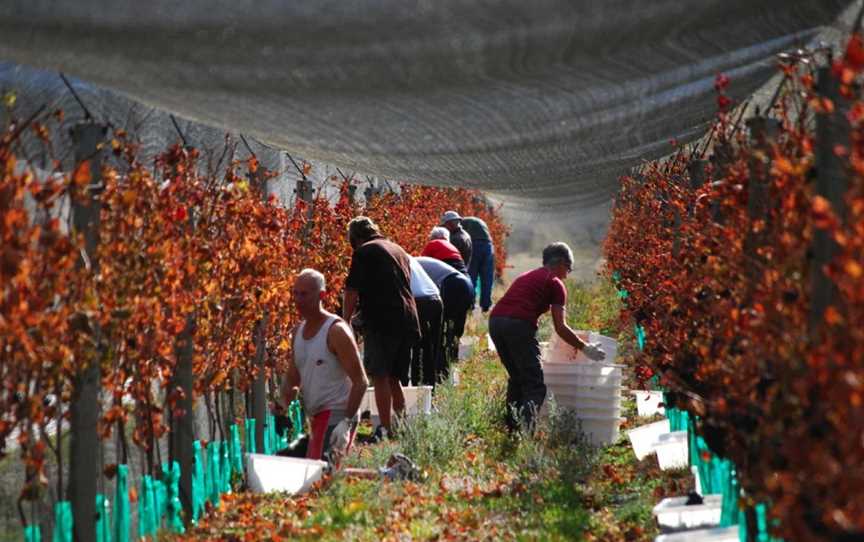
[343,217,420,438]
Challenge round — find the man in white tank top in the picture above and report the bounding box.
[278,269,369,463]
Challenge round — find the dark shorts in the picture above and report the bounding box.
[364,327,413,380]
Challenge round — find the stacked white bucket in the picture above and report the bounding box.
[541,332,624,446]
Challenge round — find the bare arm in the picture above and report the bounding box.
[550,305,588,351]
[328,320,369,419]
[280,328,302,408]
[342,288,359,321]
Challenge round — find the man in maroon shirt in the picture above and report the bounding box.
[489,242,605,431]
[343,217,421,439]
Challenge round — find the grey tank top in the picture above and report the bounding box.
[293,315,351,417]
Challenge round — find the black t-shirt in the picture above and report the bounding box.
[345,236,420,338]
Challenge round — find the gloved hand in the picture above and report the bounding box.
[328,417,358,462]
[582,341,606,361]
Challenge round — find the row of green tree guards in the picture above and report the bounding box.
[24,401,303,542]
[635,321,781,541]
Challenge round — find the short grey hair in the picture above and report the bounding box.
[542,242,574,267]
[297,268,326,292]
[429,226,450,241]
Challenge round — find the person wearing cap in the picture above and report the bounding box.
[420,227,468,275]
[343,216,421,440]
[415,256,474,381]
[488,242,606,432]
[440,211,472,266]
[406,257,443,387]
[461,216,495,313]
[278,269,368,464]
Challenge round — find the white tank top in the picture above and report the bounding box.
[293,315,352,417]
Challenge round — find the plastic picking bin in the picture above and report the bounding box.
[542,361,623,387]
[363,385,433,425]
[458,336,477,360]
[633,390,666,417]
[246,454,327,494]
[577,415,625,446]
[653,494,722,530]
[627,419,671,460]
[653,431,689,470]
[654,526,739,542]
[544,331,619,364]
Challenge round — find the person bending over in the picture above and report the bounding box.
[342,217,421,441]
[488,242,605,432]
[279,269,368,463]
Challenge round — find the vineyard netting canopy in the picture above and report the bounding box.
[0,0,855,216]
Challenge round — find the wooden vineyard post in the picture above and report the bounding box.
[744,115,779,293]
[169,148,196,522]
[809,66,849,335]
[68,122,107,542]
[170,315,195,521]
[249,168,274,454]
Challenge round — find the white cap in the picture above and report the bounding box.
[440,210,462,224]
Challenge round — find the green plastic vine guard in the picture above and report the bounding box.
[220,440,232,494]
[720,464,741,528]
[138,475,157,539]
[154,477,166,528]
[24,524,42,542]
[52,500,72,542]
[263,414,274,455]
[244,418,256,455]
[289,400,304,441]
[206,441,221,506]
[230,424,243,474]
[113,465,130,542]
[634,323,646,351]
[163,461,185,534]
[192,441,206,524]
[95,493,111,542]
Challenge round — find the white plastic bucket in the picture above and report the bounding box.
[587,332,618,364]
[457,337,477,360]
[627,419,671,460]
[547,389,623,410]
[653,494,722,530]
[633,390,666,417]
[654,431,689,470]
[363,385,433,425]
[544,332,619,364]
[654,526,739,542]
[542,362,623,387]
[246,454,327,494]
[578,415,625,446]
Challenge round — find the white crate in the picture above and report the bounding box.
[542,362,623,387]
[458,336,477,360]
[653,494,722,530]
[246,454,327,494]
[363,385,433,425]
[547,388,623,410]
[578,415,625,446]
[654,526,739,542]
[633,390,666,417]
[627,419,671,460]
[544,331,619,364]
[653,431,689,470]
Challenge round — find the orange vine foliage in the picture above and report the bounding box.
[0,118,508,502]
[604,38,864,540]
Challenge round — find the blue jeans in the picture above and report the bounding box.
[468,239,494,311]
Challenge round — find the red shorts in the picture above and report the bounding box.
[306,410,357,461]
